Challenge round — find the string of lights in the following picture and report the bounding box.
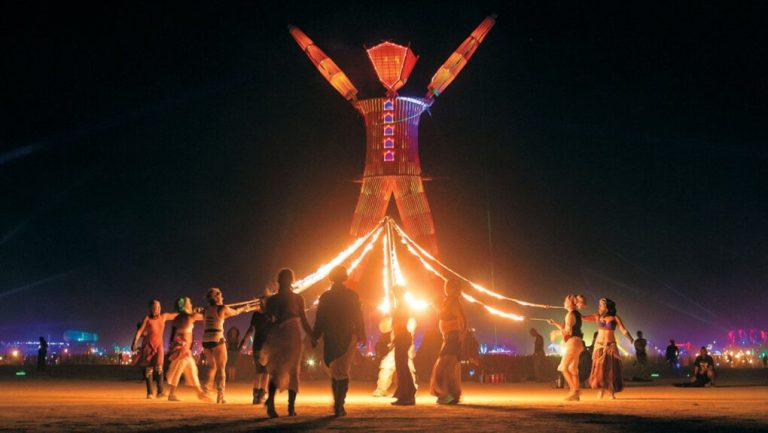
[294,220,385,293]
[392,222,562,309]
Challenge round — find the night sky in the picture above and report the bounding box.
[2,1,766,351]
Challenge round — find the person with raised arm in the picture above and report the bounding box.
[547,294,586,401]
[582,298,635,399]
[131,299,178,399]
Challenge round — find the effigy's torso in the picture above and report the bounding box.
[354,97,429,177]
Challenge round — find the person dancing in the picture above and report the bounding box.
[583,298,634,399]
[548,294,585,401]
[263,268,314,418]
[312,265,366,417]
[201,287,256,404]
[166,297,209,402]
[240,285,275,405]
[132,299,178,399]
[429,279,466,405]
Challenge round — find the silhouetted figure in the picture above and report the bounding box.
[225,326,240,384]
[634,330,648,378]
[529,328,545,382]
[666,340,679,369]
[240,285,274,405]
[37,337,48,372]
[263,268,313,418]
[312,265,365,417]
[391,285,417,406]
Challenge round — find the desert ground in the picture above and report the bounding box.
[1,368,766,433]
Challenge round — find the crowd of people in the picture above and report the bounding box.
[131,273,723,416]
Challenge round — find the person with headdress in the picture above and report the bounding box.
[201,287,256,404]
[547,294,586,401]
[263,268,314,418]
[390,284,417,406]
[582,297,634,399]
[312,265,366,416]
[131,300,178,399]
[429,279,467,404]
[166,297,209,401]
[240,283,275,405]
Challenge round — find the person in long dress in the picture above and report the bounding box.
[547,294,585,401]
[582,298,634,399]
[263,268,314,418]
[166,297,209,402]
[312,265,366,416]
[131,299,177,399]
[429,279,466,404]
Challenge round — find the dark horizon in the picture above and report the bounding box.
[1,1,766,350]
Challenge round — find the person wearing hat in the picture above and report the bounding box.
[312,265,366,417]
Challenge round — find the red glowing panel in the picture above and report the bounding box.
[384,151,395,161]
[367,42,419,93]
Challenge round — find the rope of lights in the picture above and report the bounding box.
[294,220,385,293]
[391,222,562,310]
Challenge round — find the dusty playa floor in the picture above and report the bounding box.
[1,376,767,432]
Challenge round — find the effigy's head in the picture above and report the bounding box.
[366,42,418,96]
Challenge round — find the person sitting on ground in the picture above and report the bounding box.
[674,346,716,387]
[692,346,716,386]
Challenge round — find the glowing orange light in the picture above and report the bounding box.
[427,15,496,99]
[289,26,359,101]
[366,42,419,94]
[294,222,384,293]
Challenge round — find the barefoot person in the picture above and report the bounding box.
[583,298,634,399]
[240,285,275,405]
[166,297,209,402]
[132,300,178,399]
[263,268,314,418]
[547,294,585,401]
[312,265,366,417]
[201,287,255,404]
[429,279,466,405]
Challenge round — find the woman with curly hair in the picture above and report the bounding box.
[583,298,634,399]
